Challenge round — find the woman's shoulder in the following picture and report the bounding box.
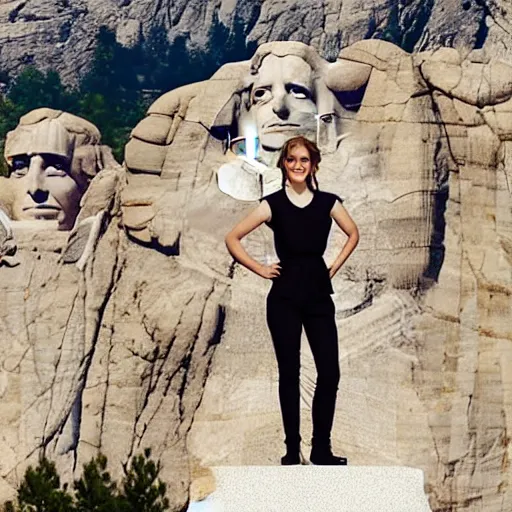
[259,188,283,204]
[317,190,344,208]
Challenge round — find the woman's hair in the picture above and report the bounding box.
[277,136,321,192]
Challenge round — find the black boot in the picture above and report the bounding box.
[281,439,301,465]
[281,451,301,465]
[309,441,347,465]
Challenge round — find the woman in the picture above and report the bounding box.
[224,136,359,465]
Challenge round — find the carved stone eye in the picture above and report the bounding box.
[252,88,271,103]
[10,155,29,177]
[287,84,311,100]
[11,169,28,178]
[41,154,70,174]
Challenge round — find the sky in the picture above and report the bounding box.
[186,495,218,512]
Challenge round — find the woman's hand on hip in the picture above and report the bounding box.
[258,262,282,279]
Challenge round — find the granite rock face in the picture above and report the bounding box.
[0,167,227,512]
[124,39,512,511]
[0,0,511,85]
[1,38,512,512]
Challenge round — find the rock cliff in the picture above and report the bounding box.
[2,8,512,512]
[123,39,512,511]
[0,0,511,85]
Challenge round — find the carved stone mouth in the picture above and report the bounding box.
[22,205,61,219]
[22,205,61,211]
[264,123,301,133]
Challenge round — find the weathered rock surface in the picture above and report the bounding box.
[2,37,512,512]
[123,39,512,511]
[0,197,230,511]
[1,0,512,85]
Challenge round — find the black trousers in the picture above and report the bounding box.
[266,288,340,450]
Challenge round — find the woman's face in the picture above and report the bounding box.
[283,145,313,185]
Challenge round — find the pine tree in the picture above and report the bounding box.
[4,457,74,512]
[78,26,146,161]
[121,448,169,512]
[73,454,122,512]
[2,450,171,512]
[8,67,78,115]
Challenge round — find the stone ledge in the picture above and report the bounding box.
[187,465,432,512]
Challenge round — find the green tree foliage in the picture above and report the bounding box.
[80,27,141,100]
[374,5,402,46]
[121,448,169,512]
[77,26,146,162]
[209,10,257,72]
[0,67,78,135]
[73,454,120,512]
[140,11,256,94]
[0,16,256,171]
[0,95,17,176]
[4,457,74,512]
[3,450,170,512]
[142,28,203,92]
[9,68,77,114]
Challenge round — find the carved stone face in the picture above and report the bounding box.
[9,153,82,230]
[250,54,318,151]
[4,117,91,231]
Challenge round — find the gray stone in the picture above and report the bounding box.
[1,0,512,86]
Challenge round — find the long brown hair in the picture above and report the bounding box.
[277,136,321,192]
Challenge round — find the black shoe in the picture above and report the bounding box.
[310,444,348,465]
[281,452,301,465]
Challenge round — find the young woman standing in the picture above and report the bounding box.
[225,136,359,465]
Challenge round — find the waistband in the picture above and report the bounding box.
[279,254,324,262]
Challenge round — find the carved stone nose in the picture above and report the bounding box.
[30,190,50,204]
[272,94,290,119]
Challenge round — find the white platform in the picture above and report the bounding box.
[187,466,433,512]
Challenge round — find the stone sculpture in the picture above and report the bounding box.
[0,108,118,231]
[0,208,17,267]
[124,40,443,290]
[0,108,123,269]
[212,42,371,201]
[124,39,512,511]
[1,38,512,512]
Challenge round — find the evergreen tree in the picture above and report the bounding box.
[211,10,256,69]
[0,95,18,176]
[121,448,169,512]
[2,450,171,512]
[191,10,257,82]
[375,5,403,46]
[140,27,205,93]
[0,67,77,139]
[73,454,121,512]
[77,26,146,161]
[9,67,78,115]
[4,457,74,512]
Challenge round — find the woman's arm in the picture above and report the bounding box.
[224,200,281,279]
[328,199,359,279]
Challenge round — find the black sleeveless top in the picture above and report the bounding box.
[260,188,344,300]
